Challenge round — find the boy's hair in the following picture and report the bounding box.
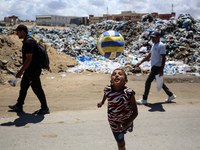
[112,68,127,79]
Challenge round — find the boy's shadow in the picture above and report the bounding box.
[144,101,176,112]
[1,111,44,127]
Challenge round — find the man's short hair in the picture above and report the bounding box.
[14,25,28,34]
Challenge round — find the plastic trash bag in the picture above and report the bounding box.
[8,79,18,87]
[155,75,163,91]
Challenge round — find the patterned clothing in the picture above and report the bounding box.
[104,85,135,132]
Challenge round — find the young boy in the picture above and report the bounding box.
[97,68,138,150]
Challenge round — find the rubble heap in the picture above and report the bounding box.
[0,13,200,81]
[0,34,77,84]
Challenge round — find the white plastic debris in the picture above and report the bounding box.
[8,79,18,87]
[155,74,163,91]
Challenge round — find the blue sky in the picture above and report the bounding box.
[0,0,200,21]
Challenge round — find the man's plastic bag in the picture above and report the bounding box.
[8,79,18,87]
[155,75,163,91]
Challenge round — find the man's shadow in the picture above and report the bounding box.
[144,101,176,112]
[0,111,44,127]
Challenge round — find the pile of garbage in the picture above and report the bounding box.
[1,13,200,76]
[0,34,77,84]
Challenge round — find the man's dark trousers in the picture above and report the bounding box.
[16,71,48,109]
[143,66,173,100]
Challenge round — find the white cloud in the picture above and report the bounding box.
[0,0,200,21]
[88,0,106,6]
[47,0,67,9]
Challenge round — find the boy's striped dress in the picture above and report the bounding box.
[104,85,135,132]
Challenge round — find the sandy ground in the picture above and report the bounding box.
[0,73,200,149]
[1,73,200,118]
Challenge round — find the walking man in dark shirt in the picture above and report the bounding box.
[9,25,50,114]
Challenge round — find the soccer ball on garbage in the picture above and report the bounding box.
[97,30,124,59]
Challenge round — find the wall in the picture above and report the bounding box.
[36,15,88,26]
[89,11,176,24]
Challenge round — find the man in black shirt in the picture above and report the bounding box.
[9,25,50,114]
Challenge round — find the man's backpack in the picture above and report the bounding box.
[37,41,50,69]
[27,36,50,69]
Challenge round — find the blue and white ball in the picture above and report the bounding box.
[97,30,124,59]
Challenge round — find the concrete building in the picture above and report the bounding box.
[4,15,18,25]
[36,15,88,27]
[151,12,176,20]
[89,11,148,24]
[89,10,175,24]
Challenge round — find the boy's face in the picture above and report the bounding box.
[111,70,127,87]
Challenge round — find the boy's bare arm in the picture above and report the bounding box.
[97,94,107,108]
[122,94,138,129]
